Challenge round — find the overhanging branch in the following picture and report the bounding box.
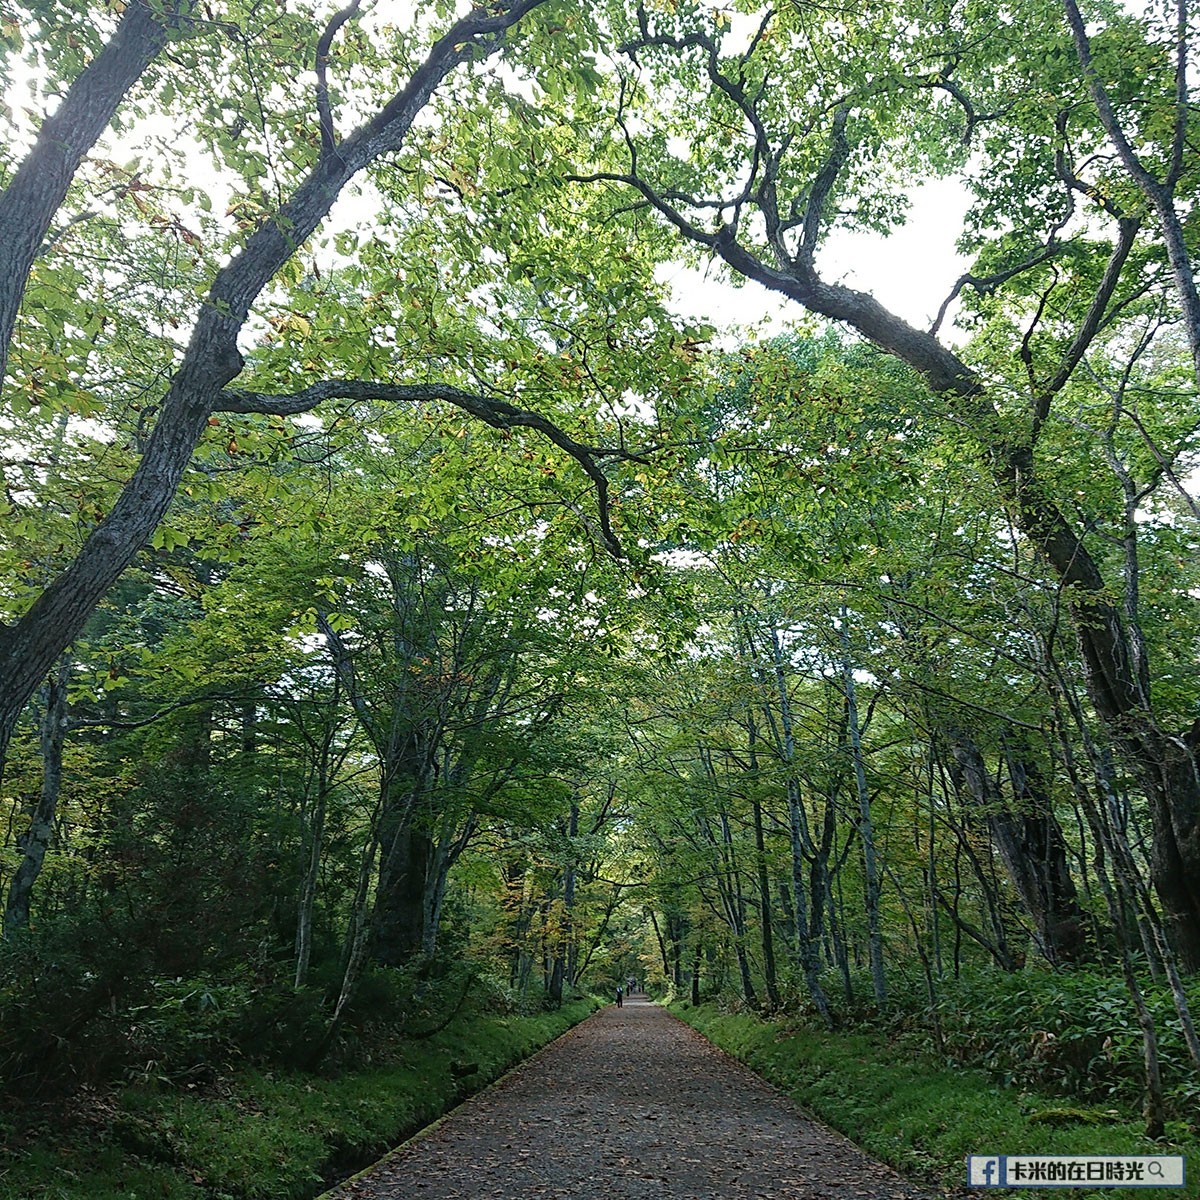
[216,379,630,556]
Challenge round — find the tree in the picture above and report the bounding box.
[0,0,648,779]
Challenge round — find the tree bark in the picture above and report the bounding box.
[946,730,1088,963]
[375,821,432,967]
[564,802,579,987]
[840,617,887,1011]
[760,621,832,1022]
[3,654,70,934]
[744,716,781,1009]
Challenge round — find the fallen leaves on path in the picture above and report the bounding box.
[323,1000,932,1199]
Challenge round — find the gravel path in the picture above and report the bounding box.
[324,997,932,1199]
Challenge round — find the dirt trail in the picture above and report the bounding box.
[324,998,932,1199]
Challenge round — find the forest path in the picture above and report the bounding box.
[323,997,932,1199]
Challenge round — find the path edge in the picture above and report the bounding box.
[660,1001,935,1197]
[314,1000,609,1198]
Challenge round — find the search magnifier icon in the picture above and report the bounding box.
[1148,1162,1165,1178]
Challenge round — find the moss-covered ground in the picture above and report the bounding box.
[0,998,598,1200]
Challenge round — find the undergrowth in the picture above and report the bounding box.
[0,994,599,1200]
[771,964,1200,1117]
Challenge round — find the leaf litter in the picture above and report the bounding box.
[322,999,932,1199]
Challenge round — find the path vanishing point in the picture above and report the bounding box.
[324,998,932,1199]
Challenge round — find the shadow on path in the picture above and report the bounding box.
[324,998,931,1199]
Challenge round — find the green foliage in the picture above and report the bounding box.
[890,967,1200,1115]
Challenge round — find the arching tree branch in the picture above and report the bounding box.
[218,379,630,557]
[315,0,363,158]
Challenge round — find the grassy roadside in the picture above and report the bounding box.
[0,997,599,1200]
[668,1002,1198,1199]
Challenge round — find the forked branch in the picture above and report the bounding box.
[216,379,632,556]
[315,0,363,157]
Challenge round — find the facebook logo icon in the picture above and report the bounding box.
[969,1157,1007,1186]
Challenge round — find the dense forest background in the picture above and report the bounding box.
[3,0,1200,1182]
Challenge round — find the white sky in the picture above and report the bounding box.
[657,176,970,337]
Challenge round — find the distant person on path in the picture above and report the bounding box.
[615,986,623,1008]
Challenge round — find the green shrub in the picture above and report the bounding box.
[0,914,159,1092]
[874,965,1200,1116]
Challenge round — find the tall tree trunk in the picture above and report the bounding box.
[294,766,329,988]
[666,907,687,992]
[240,699,258,757]
[763,622,832,1022]
[745,716,781,1009]
[420,808,476,960]
[946,730,1089,963]
[375,822,432,967]
[828,823,855,1004]
[548,948,564,1006]
[649,907,672,980]
[315,826,384,1063]
[789,784,834,1027]
[925,739,943,977]
[4,654,70,934]
[717,804,759,1010]
[563,802,578,988]
[840,617,887,1011]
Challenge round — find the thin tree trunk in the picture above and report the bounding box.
[829,825,854,1004]
[717,804,759,1009]
[649,908,672,979]
[294,766,330,988]
[926,739,943,976]
[1057,726,1166,1137]
[789,783,834,1027]
[840,616,887,1011]
[763,622,832,1022]
[745,716,781,1009]
[4,654,70,934]
[563,802,578,988]
[881,856,945,1054]
[1050,681,1200,1071]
